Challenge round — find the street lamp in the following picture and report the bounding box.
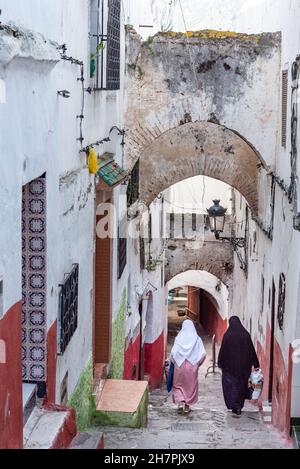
[207,200,247,272]
[207,200,227,238]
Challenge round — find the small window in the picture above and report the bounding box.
[90,0,121,90]
[118,220,127,279]
[192,213,197,232]
[260,275,265,313]
[181,213,185,238]
[140,236,145,271]
[169,213,175,239]
[282,70,288,148]
[58,264,79,355]
[148,212,152,244]
[0,278,3,319]
[127,160,140,208]
[277,273,286,330]
[160,197,165,239]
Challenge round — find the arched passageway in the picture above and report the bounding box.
[139,121,264,214]
[167,270,229,346]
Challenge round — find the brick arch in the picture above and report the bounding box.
[133,121,263,214]
[165,239,233,287]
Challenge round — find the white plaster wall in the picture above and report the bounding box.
[164,176,232,215]
[0,0,128,400]
[168,270,229,319]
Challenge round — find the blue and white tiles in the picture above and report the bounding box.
[22,178,47,382]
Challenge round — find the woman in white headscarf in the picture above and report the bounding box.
[170,320,207,414]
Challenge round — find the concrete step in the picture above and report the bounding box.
[292,427,300,449]
[93,363,108,407]
[24,405,76,449]
[94,379,149,428]
[261,401,272,424]
[69,432,104,449]
[22,383,37,426]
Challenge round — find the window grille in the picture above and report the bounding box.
[277,273,286,330]
[148,213,152,244]
[169,213,175,239]
[140,236,145,271]
[90,0,121,90]
[118,221,127,279]
[58,264,79,354]
[282,70,288,148]
[260,275,265,313]
[192,213,197,232]
[127,160,140,207]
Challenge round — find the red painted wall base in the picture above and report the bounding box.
[46,320,58,404]
[44,404,77,449]
[200,292,227,344]
[123,333,141,381]
[144,331,165,389]
[0,301,23,449]
[257,322,293,436]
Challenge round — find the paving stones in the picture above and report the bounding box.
[94,335,291,450]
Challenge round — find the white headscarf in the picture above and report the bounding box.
[171,320,206,367]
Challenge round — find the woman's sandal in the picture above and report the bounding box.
[177,402,185,414]
[184,403,191,414]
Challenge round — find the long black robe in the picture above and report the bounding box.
[218,316,260,411]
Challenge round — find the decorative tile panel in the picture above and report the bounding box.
[22,178,47,382]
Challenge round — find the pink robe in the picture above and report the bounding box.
[172,359,201,406]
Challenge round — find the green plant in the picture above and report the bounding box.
[146,256,164,272]
[90,42,105,78]
[127,63,144,79]
[144,36,156,57]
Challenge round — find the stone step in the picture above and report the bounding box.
[94,379,149,429]
[22,383,37,426]
[69,432,105,449]
[24,405,76,449]
[261,401,272,424]
[292,427,300,449]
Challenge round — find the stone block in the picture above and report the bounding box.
[94,380,148,428]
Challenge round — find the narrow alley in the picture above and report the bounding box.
[1,0,300,453]
[98,313,290,450]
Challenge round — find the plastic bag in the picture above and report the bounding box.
[249,368,264,400]
[165,361,174,393]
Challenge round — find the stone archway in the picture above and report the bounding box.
[139,121,263,213]
[165,238,233,287]
[125,28,281,216]
[168,270,229,318]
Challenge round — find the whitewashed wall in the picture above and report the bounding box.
[0,0,128,400]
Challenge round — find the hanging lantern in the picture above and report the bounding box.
[87,147,99,174]
[207,200,227,238]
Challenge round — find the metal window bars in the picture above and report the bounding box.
[58,264,79,355]
[90,0,121,90]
